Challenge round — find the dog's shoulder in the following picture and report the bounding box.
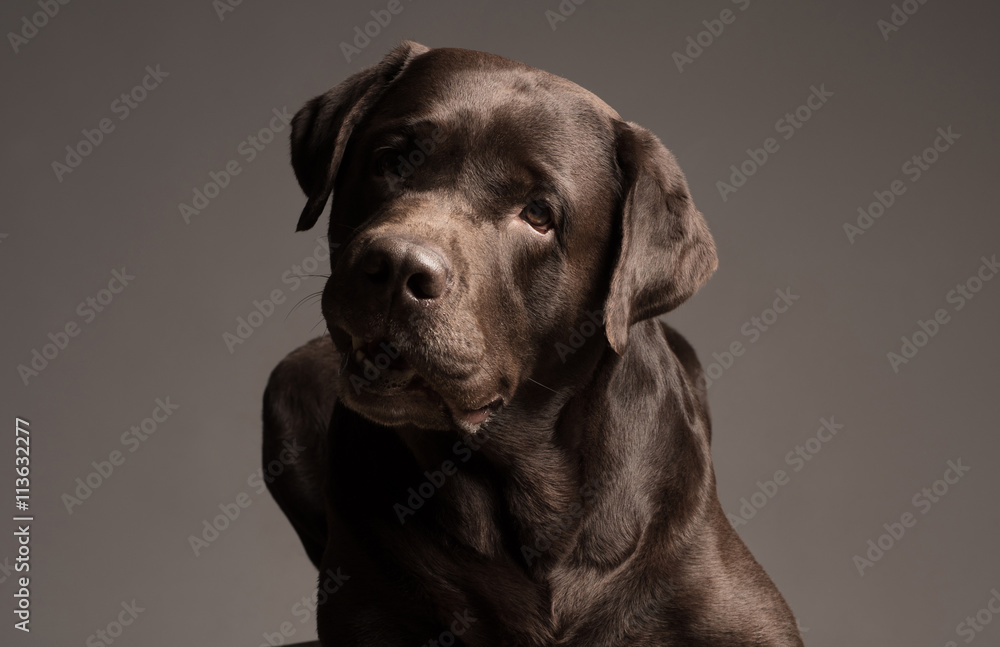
[264,335,341,425]
[262,336,340,567]
[263,334,340,460]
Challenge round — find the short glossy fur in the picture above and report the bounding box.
[263,41,802,646]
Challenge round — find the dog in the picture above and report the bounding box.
[262,40,804,646]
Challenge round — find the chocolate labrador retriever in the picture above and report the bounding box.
[263,41,803,646]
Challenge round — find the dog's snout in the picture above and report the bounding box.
[360,237,450,302]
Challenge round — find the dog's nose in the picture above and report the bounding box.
[359,237,450,301]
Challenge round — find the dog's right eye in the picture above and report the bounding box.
[520,200,554,233]
[372,150,399,177]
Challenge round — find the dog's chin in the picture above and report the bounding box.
[339,380,503,434]
[339,383,451,430]
[334,338,504,434]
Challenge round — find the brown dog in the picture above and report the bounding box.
[263,40,803,646]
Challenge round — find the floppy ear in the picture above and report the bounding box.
[604,121,718,354]
[290,40,430,232]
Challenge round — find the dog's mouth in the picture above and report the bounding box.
[340,333,504,431]
[347,336,417,392]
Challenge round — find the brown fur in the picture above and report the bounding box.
[263,41,803,646]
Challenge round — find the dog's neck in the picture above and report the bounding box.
[392,319,713,580]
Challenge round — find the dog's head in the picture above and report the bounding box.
[290,41,716,433]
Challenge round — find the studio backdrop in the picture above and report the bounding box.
[1,0,998,645]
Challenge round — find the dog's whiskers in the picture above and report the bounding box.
[527,377,558,394]
[287,291,325,320]
[338,348,349,376]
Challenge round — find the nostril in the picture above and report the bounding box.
[402,248,448,300]
[406,271,444,300]
[361,251,391,283]
[357,237,450,302]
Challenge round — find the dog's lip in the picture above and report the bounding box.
[350,335,411,373]
[340,330,504,428]
[446,396,504,428]
[350,367,502,429]
[344,337,416,392]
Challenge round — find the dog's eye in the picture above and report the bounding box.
[372,150,400,177]
[520,200,554,233]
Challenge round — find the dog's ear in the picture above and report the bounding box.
[603,121,718,354]
[290,40,430,232]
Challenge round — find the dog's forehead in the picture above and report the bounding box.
[360,48,622,203]
[373,48,621,137]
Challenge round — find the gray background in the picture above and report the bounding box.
[1,0,998,645]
